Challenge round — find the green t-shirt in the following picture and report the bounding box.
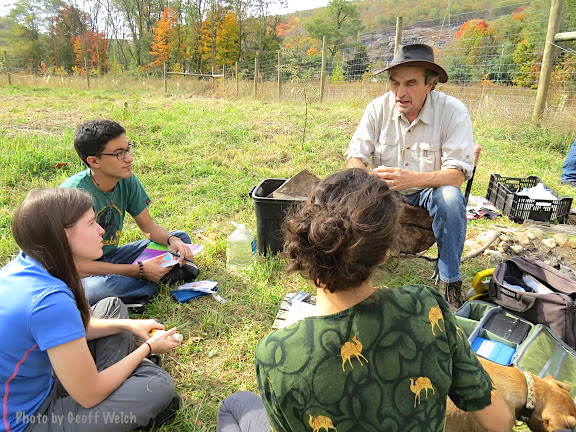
[255,285,494,432]
[61,169,150,256]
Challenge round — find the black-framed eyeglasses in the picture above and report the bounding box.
[95,143,135,160]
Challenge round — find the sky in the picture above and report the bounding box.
[0,1,10,17]
[0,0,329,18]
[269,0,328,15]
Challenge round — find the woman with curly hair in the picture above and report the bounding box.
[249,169,512,432]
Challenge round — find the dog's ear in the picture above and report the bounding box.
[543,375,571,392]
[536,409,576,432]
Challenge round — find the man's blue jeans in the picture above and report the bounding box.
[404,186,466,283]
[82,231,191,306]
[562,139,576,183]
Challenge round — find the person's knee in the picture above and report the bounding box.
[220,391,262,413]
[433,186,465,210]
[141,365,175,411]
[91,297,129,319]
[172,230,191,244]
[82,277,119,305]
[218,391,268,432]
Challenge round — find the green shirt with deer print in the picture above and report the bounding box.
[255,285,494,432]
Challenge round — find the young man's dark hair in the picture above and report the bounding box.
[73,119,126,166]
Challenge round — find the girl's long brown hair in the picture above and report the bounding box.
[12,188,94,327]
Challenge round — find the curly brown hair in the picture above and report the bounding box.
[284,168,400,292]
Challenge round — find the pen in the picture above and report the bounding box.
[170,252,195,264]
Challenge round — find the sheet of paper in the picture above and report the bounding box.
[280,300,316,328]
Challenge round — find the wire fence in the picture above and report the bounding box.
[3,15,576,125]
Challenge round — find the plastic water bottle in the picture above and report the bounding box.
[226,222,256,270]
[149,329,183,343]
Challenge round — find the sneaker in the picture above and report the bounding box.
[146,354,162,367]
[144,393,180,430]
[439,280,464,310]
[125,303,146,314]
[161,262,199,284]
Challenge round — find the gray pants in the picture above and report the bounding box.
[217,391,271,432]
[26,297,175,432]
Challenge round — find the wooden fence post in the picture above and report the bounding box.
[235,61,239,97]
[84,57,90,89]
[533,0,564,122]
[4,51,11,85]
[320,35,327,103]
[254,53,259,99]
[394,17,403,54]
[164,62,168,93]
[278,50,282,102]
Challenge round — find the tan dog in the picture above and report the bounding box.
[445,357,576,432]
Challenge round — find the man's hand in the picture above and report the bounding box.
[168,236,195,266]
[372,166,415,191]
[141,260,171,282]
[373,166,465,190]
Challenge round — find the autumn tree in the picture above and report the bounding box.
[305,0,362,72]
[50,5,90,72]
[71,30,108,73]
[199,6,240,72]
[150,7,178,68]
[216,11,240,67]
[4,0,52,71]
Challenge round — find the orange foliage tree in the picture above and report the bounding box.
[71,31,108,73]
[199,7,240,70]
[150,8,178,67]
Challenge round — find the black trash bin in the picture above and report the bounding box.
[251,178,307,256]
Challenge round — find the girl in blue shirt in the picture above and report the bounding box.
[1,188,180,432]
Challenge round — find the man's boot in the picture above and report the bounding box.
[439,280,464,310]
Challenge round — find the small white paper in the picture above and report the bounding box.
[475,339,495,357]
[522,275,553,294]
[177,280,219,292]
[161,259,180,268]
[280,300,316,328]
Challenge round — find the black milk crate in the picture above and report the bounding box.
[486,174,572,223]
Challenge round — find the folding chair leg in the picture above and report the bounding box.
[431,260,439,283]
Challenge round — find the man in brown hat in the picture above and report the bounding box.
[345,43,474,308]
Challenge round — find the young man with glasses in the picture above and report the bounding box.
[61,119,197,307]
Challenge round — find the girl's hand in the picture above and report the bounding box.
[146,327,181,354]
[128,319,165,340]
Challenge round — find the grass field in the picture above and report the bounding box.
[1,83,575,431]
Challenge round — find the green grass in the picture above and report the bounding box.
[0,83,574,431]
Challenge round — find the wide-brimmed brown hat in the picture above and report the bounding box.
[373,43,448,83]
